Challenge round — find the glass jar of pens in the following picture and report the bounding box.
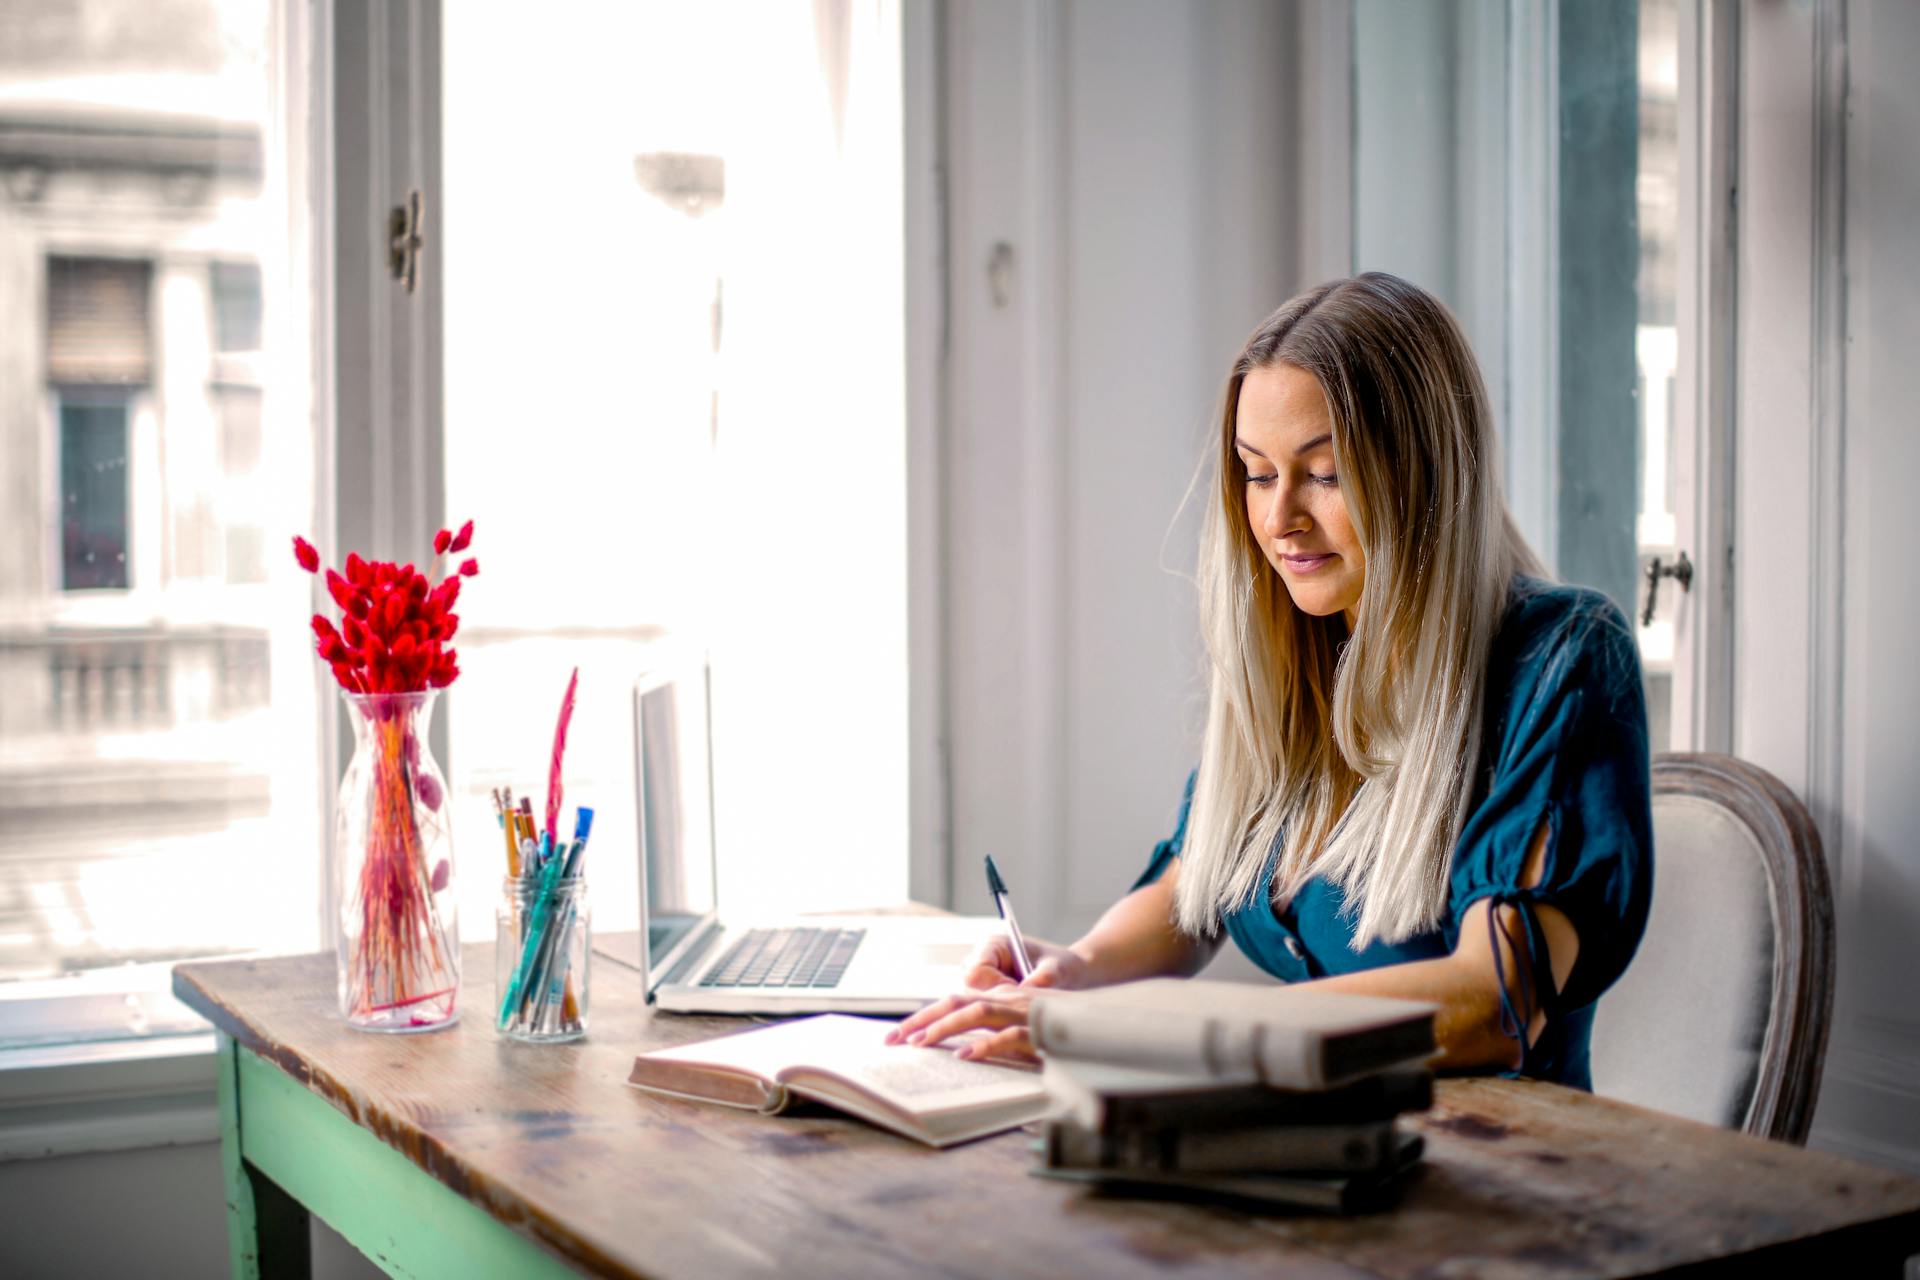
[495,800,594,1042]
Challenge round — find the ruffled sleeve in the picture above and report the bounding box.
[1132,768,1198,892]
[1446,588,1654,1066]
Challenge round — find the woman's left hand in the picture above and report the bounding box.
[884,980,1055,1064]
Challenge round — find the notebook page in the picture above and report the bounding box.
[643,1014,1041,1114]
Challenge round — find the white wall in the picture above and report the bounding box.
[938,0,1297,972]
[0,1140,380,1279]
[1801,0,1920,1175]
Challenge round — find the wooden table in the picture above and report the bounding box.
[174,941,1920,1279]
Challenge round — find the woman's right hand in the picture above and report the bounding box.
[882,935,1092,1061]
[959,933,1090,992]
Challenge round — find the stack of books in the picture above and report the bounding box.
[1027,979,1439,1213]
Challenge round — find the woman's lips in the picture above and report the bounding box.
[1280,552,1336,573]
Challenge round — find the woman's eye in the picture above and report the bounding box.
[1309,472,1338,488]
[1245,472,1277,489]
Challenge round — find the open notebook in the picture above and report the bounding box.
[627,1014,1049,1148]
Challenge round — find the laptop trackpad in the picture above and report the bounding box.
[912,943,976,968]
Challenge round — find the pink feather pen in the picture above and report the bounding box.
[544,667,580,847]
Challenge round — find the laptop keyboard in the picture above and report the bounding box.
[698,927,866,989]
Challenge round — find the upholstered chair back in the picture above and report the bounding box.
[1588,754,1833,1143]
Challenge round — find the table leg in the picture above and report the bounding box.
[218,1031,313,1279]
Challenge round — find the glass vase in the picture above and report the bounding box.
[334,690,459,1031]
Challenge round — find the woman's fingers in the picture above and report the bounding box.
[962,961,1012,990]
[885,993,960,1044]
[911,996,1027,1049]
[954,1024,1037,1064]
[960,936,1020,990]
[1024,956,1062,987]
[886,987,1030,1049]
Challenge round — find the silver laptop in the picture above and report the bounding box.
[626,658,1002,1015]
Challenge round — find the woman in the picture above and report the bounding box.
[889,272,1652,1089]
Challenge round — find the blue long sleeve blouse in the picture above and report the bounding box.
[1133,576,1654,1090]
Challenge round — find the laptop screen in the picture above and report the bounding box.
[634,665,718,980]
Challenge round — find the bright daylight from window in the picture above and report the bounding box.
[0,0,888,1052]
[0,0,317,1047]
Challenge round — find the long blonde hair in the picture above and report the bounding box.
[1175,273,1547,947]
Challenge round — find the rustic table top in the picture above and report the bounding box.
[174,939,1920,1280]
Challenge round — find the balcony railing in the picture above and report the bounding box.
[0,625,269,738]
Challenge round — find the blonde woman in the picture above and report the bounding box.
[890,272,1653,1089]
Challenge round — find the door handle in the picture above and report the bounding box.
[1641,549,1693,627]
[389,189,425,295]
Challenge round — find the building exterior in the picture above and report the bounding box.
[0,0,275,981]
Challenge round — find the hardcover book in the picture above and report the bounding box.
[1041,1115,1412,1176]
[1041,1057,1434,1133]
[1029,979,1438,1090]
[1032,1130,1426,1215]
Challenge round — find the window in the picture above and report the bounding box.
[57,393,132,592]
[437,3,731,945]
[1352,0,1693,753]
[0,0,318,1050]
[0,0,908,1068]
[210,260,263,354]
[438,2,912,932]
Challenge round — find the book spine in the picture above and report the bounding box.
[1171,1122,1398,1174]
[1100,1072,1432,1132]
[1030,1164,1353,1213]
[1044,1119,1400,1175]
[1031,1001,1328,1088]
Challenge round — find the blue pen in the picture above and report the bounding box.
[564,807,594,877]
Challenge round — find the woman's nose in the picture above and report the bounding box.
[1262,484,1306,538]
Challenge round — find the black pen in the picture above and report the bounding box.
[984,855,1034,981]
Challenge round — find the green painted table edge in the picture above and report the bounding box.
[216,1031,580,1279]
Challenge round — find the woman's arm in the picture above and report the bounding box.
[886,857,1217,1052]
[1311,900,1577,1071]
[1066,856,1221,984]
[895,822,1578,1069]
[1313,820,1579,1071]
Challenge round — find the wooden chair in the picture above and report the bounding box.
[1588,752,1835,1143]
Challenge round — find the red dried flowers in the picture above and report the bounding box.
[291,525,478,694]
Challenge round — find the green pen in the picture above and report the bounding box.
[498,835,567,1029]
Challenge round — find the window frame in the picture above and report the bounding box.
[1668,0,1739,754]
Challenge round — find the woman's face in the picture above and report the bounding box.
[1234,362,1365,626]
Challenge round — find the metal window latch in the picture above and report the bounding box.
[986,241,1015,308]
[1641,549,1694,627]
[389,190,425,294]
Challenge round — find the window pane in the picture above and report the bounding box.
[211,260,264,354]
[1634,0,1680,751]
[59,397,131,591]
[440,3,739,940]
[0,0,318,1042]
[1352,0,1683,750]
